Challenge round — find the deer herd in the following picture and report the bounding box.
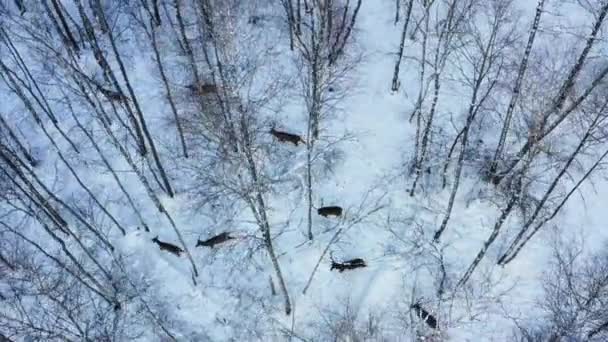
[144,81,437,330]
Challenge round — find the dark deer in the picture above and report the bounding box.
[248,15,263,25]
[330,257,366,272]
[98,87,128,102]
[151,236,183,257]
[410,303,438,329]
[270,127,305,146]
[187,83,218,96]
[196,232,234,248]
[317,206,343,217]
[199,84,218,95]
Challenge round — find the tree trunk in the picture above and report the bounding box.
[457,190,519,287]
[391,0,414,92]
[498,111,605,265]
[95,2,175,197]
[74,0,148,156]
[493,1,608,184]
[146,14,188,158]
[434,22,499,241]
[0,114,36,166]
[151,0,162,26]
[489,0,545,176]
[0,55,80,153]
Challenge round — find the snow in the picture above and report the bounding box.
[1,0,608,340]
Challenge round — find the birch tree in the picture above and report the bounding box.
[434,0,516,241]
[282,0,363,240]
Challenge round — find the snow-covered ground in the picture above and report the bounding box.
[1,0,608,341]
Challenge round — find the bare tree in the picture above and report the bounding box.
[390,0,414,92]
[74,0,176,197]
[514,237,608,341]
[178,0,298,314]
[409,0,476,196]
[434,0,516,241]
[491,1,608,185]
[487,0,545,179]
[42,0,81,55]
[130,1,189,158]
[282,0,363,240]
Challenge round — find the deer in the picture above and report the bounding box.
[151,236,184,257]
[410,303,438,329]
[187,83,218,96]
[90,78,126,102]
[330,255,366,272]
[270,127,305,146]
[248,15,264,25]
[317,206,343,218]
[196,232,234,248]
[199,83,218,95]
[98,86,128,102]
